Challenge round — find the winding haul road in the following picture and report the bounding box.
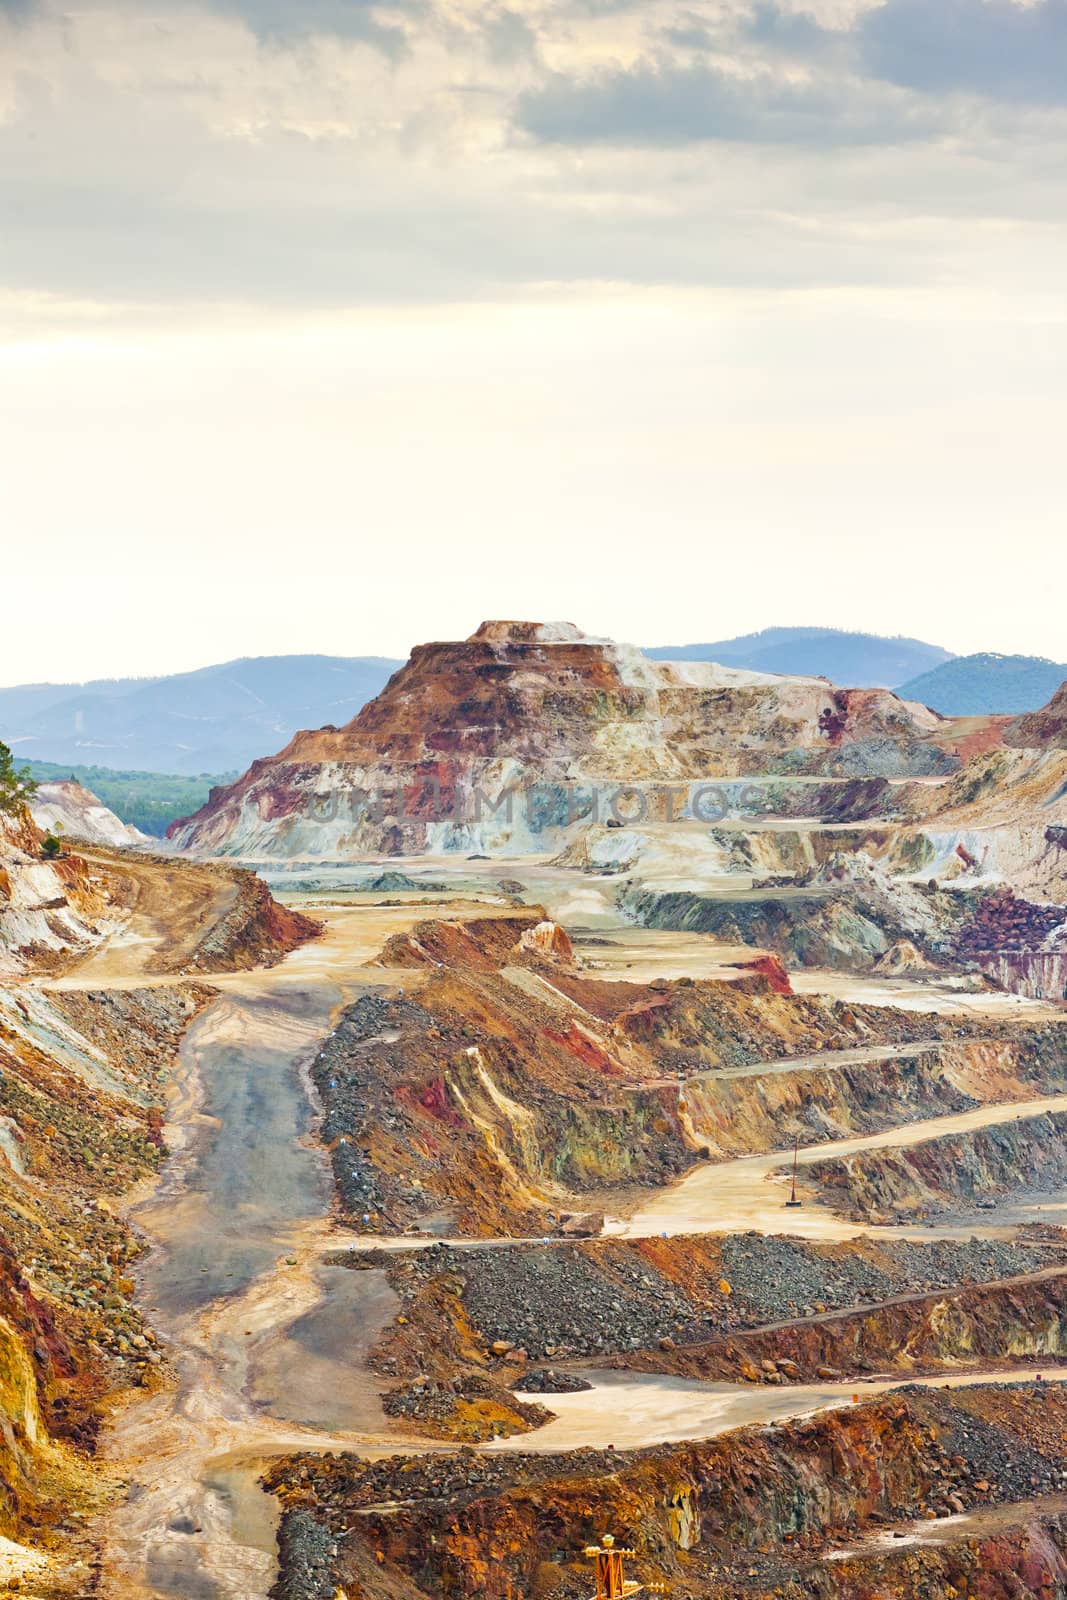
[41,895,1067,1600]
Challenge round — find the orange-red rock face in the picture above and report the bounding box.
[1007,684,1067,750]
[0,977,214,1549]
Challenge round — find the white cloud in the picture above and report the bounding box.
[2,0,1066,310]
[0,0,1063,679]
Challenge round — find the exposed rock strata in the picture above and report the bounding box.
[0,978,212,1564]
[806,1108,1067,1221]
[170,622,954,857]
[29,779,148,849]
[264,1384,1067,1600]
[0,809,123,977]
[312,912,999,1235]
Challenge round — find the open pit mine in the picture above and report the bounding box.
[2,621,1066,1600]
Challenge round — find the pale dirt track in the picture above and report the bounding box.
[55,847,242,984]
[93,902,457,1600]
[612,1092,1067,1242]
[495,1367,1067,1455]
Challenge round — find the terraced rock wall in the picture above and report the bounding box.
[264,1384,1067,1600]
[618,876,970,973]
[682,1034,1067,1159]
[348,1234,1067,1375]
[621,1269,1067,1384]
[170,622,955,858]
[806,1108,1067,1221]
[312,914,1012,1235]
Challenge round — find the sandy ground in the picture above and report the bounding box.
[0,1534,48,1586]
[61,848,242,984]
[791,966,1066,1021]
[826,1489,1067,1561]
[495,1367,1067,1454]
[612,1092,1067,1241]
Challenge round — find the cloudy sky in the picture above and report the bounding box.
[1,0,1065,681]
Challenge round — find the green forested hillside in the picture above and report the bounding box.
[898,654,1067,716]
[26,762,235,836]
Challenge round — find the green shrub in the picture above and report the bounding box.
[0,741,36,816]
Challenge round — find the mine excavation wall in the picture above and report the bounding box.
[359,1235,1067,1372]
[621,874,1067,987]
[265,1386,1067,1600]
[619,882,913,971]
[579,968,951,1059]
[826,1512,1067,1600]
[711,824,897,879]
[111,848,322,975]
[681,1036,1067,1159]
[981,951,1067,1003]
[432,1042,692,1199]
[175,867,319,972]
[0,1269,58,1539]
[313,993,694,1236]
[0,808,121,976]
[319,950,1067,1233]
[621,1270,1067,1384]
[807,1108,1067,1221]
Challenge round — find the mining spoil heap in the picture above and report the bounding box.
[169,621,954,858]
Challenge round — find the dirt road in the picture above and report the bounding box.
[493,1366,1067,1454]
[613,1093,1067,1241]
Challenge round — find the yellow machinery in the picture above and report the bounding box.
[583,1534,667,1598]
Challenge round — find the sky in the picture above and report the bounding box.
[1,0,1065,683]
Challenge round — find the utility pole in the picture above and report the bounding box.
[583,1534,667,1598]
[785,1133,803,1207]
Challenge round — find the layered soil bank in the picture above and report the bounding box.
[264,1381,1067,1600]
[0,978,213,1590]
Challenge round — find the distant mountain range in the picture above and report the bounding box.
[645,627,953,687]
[4,635,1063,785]
[897,653,1067,717]
[0,655,402,776]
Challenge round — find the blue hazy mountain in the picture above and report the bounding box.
[645,627,953,688]
[897,653,1067,716]
[0,654,402,776]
